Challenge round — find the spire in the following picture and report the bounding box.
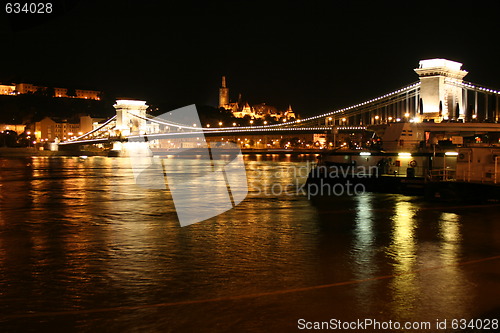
[219,76,229,108]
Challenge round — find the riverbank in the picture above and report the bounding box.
[0,147,107,157]
[0,147,324,157]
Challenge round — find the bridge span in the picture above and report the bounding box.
[59,59,500,150]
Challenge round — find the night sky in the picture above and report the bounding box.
[1,0,499,117]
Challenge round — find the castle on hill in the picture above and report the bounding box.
[0,82,101,100]
[218,76,297,121]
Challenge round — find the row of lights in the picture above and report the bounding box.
[271,82,419,128]
[146,117,366,133]
[250,83,420,127]
[65,115,118,142]
[359,151,459,157]
[305,83,421,122]
[128,112,343,134]
[133,112,293,132]
[456,80,500,95]
[337,126,366,130]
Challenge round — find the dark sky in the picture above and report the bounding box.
[1,0,499,117]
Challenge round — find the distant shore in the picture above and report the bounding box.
[0,147,324,157]
[0,147,107,157]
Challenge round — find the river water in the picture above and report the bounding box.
[0,155,499,332]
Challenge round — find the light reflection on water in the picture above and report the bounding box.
[0,155,499,332]
[388,197,418,320]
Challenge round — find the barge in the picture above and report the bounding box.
[306,122,500,202]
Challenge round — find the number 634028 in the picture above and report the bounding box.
[5,3,53,14]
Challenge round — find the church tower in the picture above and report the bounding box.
[219,76,229,108]
[285,105,296,120]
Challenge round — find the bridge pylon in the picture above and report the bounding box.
[414,59,467,122]
[114,99,148,136]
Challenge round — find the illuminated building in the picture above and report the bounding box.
[0,84,16,95]
[0,124,26,133]
[218,76,298,121]
[34,115,96,141]
[74,89,100,100]
[0,82,101,100]
[15,83,37,94]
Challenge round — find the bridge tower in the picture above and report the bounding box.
[414,59,468,122]
[114,99,148,136]
[219,76,229,108]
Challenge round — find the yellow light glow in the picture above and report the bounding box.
[419,58,463,71]
[398,152,412,158]
[115,99,147,106]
